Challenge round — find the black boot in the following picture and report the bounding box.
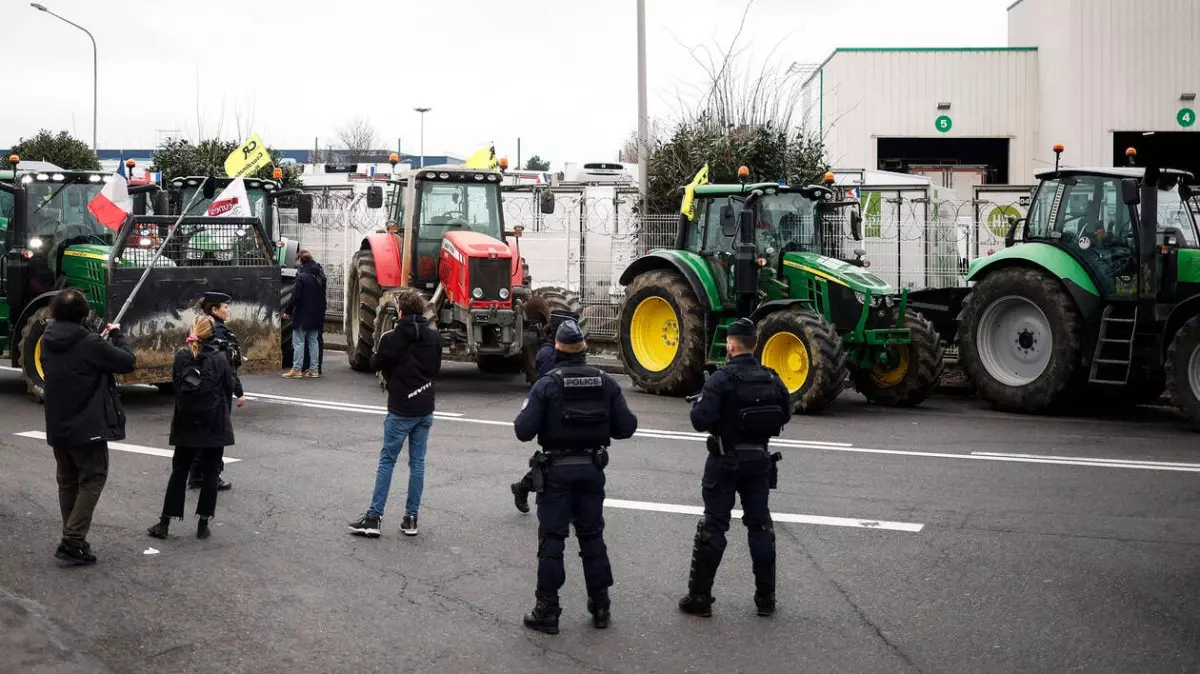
[587,588,611,629]
[510,482,530,514]
[196,517,211,540]
[523,595,561,635]
[678,538,717,617]
[754,592,776,617]
[147,516,170,539]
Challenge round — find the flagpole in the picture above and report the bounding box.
[106,177,210,333]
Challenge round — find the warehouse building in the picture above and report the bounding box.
[800,0,1200,189]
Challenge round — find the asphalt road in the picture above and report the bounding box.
[1,355,1198,674]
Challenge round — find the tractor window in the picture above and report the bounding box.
[388,184,406,225]
[24,182,112,243]
[759,193,817,252]
[1158,187,1200,246]
[701,199,737,252]
[416,182,502,241]
[1025,179,1061,239]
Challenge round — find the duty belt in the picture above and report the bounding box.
[545,448,601,465]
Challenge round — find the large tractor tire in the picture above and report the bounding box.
[531,286,587,336]
[1166,315,1200,429]
[756,309,846,414]
[959,267,1085,413]
[346,249,383,372]
[281,279,295,370]
[18,307,53,403]
[851,312,945,407]
[617,270,706,396]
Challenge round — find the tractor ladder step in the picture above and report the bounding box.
[1088,304,1138,386]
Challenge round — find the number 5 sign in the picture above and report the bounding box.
[935,115,953,133]
[1179,108,1196,128]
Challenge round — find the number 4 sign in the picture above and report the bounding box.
[1179,108,1196,128]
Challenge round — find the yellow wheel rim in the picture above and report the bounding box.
[34,336,45,380]
[762,332,809,393]
[629,296,680,372]
[870,347,910,388]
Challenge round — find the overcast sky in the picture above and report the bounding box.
[2,0,1010,167]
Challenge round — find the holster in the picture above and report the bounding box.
[768,452,782,489]
[705,435,722,458]
[528,451,547,493]
[592,447,610,471]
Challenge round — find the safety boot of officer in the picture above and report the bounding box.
[510,482,530,514]
[523,594,561,635]
[587,588,611,629]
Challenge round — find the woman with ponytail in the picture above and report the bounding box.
[148,314,238,540]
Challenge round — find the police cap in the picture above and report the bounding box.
[727,317,755,338]
[556,319,584,345]
[201,291,232,304]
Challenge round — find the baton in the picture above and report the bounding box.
[103,177,210,337]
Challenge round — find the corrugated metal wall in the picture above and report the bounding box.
[1011,0,1200,172]
[805,49,1040,186]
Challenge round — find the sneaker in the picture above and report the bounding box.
[349,514,381,538]
[304,370,321,379]
[55,542,97,566]
[400,515,418,536]
[282,369,303,379]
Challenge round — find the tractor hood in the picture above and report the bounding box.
[782,251,893,294]
[62,243,176,269]
[442,230,513,259]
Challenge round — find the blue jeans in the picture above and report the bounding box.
[368,413,433,519]
[293,328,320,373]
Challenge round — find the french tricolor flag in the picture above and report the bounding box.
[87,167,132,231]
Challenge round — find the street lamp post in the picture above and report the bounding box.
[636,0,648,211]
[31,3,97,151]
[414,107,431,168]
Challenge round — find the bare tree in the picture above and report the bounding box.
[336,117,380,163]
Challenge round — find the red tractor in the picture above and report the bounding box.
[347,160,580,381]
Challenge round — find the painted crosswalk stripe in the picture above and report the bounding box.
[603,498,924,533]
[14,431,242,463]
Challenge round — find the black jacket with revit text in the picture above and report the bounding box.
[372,315,442,417]
[41,322,137,448]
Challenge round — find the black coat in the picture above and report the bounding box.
[372,315,442,417]
[168,347,237,448]
[41,322,137,448]
[284,260,328,331]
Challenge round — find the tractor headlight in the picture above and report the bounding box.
[28,237,43,250]
[186,249,203,260]
[854,291,882,307]
[472,287,484,299]
[215,250,234,262]
[235,228,246,237]
[139,237,153,247]
[498,288,510,300]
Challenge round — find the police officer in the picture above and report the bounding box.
[513,319,638,634]
[188,291,245,490]
[510,308,580,514]
[679,317,791,618]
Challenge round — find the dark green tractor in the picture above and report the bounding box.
[909,147,1200,427]
[617,171,945,413]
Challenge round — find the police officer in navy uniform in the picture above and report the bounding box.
[513,319,638,634]
[679,317,790,618]
[510,308,580,514]
[188,291,244,490]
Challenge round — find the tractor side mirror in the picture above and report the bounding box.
[1004,215,1025,248]
[849,209,863,241]
[539,190,556,215]
[366,185,383,209]
[153,192,169,215]
[1180,183,1193,201]
[720,204,737,237]
[1121,178,1140,206]
[297,193,314,224]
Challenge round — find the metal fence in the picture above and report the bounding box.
[284,182,1035,341]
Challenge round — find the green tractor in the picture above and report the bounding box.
[908,147,1200,426]
[617,170,945,413]
[163,175,313,368]
[0,156,286,400]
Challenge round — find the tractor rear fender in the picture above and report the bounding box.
[618,251,722,312]
[1163,296,1200,358]
[362,233,405,288]
[749,299,815,324]
[966,247,1103,324]
[10,290,63,366]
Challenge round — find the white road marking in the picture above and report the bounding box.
[971,451,1200,470]
[14,431,242,463]
[603,498,924,533]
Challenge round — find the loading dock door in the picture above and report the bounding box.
[1112,132,1200,177]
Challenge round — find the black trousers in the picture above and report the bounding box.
[165,446,225,519]
[692,451,775,596]
[535,460,612,601]
[53,442,109,547]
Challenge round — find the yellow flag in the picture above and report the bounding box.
[680,163,710,221]
[464,145,498,170]
[224,133,272,178]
